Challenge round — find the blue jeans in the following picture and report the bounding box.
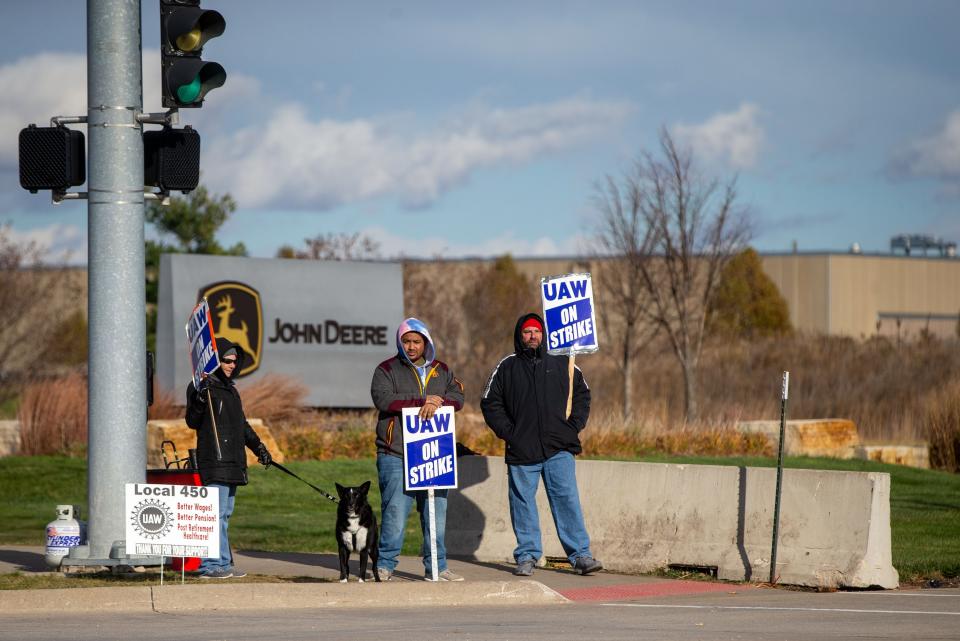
[508,450,592,566]
[200,483,236,573]
[376,453,448,573]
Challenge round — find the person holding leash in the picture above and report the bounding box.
[480,313,602,577]
[185,337,272,579]
[371,318,465,581]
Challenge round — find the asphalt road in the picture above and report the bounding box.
[3,587,958,641]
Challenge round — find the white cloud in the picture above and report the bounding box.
[0,50,258,167]
[0,53,87,167]
[892,110,960,197]
[672,103,765,169]
[360,226,588,260]
[2,52,632,213]
[203,97,633,209]
[5,223,86,265]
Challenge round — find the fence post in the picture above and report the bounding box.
[769,371,789,584]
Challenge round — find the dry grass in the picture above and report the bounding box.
[18,333,960,469]
[578,332,960,446]
[236,373,311,427]
[20,372,314,456]
[579,409,773,458]
[926,381,960,472]
[148,384,179,421]
[18,372,87,456]
[269,408,772,462]
[271,410,377,460]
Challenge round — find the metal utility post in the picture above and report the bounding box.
[769,371,789,584]
[82,0,147,562]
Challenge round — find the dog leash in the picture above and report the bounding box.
[267,461,339,503]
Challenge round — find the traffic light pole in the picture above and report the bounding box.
[66,0,150,567]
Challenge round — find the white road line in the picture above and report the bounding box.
[601,604,960,616]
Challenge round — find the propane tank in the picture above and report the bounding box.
[45,505,83,568]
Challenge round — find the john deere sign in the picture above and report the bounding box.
[198,281,264,378]
[157,254,403,407]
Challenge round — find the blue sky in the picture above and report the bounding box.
[2,1,959,263]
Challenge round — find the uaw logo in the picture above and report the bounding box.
[129,499,174,540]
[198,281,263,378]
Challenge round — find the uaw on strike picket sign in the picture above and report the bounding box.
[402,406,457,491]
[125,483,220,558]
[541,273,599,355]
[186,297,220,389]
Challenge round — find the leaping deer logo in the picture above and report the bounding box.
[198,281,263,378]
[214,294,256,358]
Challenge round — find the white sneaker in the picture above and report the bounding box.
[425,569,464,581]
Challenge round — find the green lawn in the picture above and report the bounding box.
[2,455,957,581]
[0,457,425,556]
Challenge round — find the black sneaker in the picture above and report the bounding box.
[573,556,603,575]
[513,559,535,576]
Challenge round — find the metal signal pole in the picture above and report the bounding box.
[70,0,148,565]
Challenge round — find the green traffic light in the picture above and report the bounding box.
[176,76,202,104]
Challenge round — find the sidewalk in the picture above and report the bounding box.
[0,545,742,612]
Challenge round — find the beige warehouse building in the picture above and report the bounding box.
[761,253,960,338]
[499,252,960,339]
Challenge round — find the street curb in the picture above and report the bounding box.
[0,580,569,613]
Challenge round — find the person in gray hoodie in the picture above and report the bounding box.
[371,317,465,581]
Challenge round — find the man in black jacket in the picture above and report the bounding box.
[480,313,602,577]
[185,338,272,579]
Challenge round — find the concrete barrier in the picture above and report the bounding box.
[737,419,861,459]
[146,418,284,469]
[446,456,898,589]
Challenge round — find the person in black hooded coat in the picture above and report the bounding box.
[185,337,272,578]
[480,313,602,577]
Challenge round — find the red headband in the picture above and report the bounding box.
[521,318,543,332]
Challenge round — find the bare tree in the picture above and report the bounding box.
[593,128,751,422]
[277,232,381,261]
[402,257,471,374]
[591,255,658,420]
[460,255,538,402]
[401,256,536,405]
[0,225,83,390]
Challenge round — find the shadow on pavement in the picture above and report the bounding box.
[0,548,48,572]
[238,549,340,571]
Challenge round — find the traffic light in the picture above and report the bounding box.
[19,125,85,193]
[160,0,226,108]
[144,127,200,193]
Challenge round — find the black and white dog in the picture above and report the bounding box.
[335,481,380,583]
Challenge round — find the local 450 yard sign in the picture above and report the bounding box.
[402,406,457,491]
[541,273,599,355]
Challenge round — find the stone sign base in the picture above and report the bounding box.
[146,419,284,470]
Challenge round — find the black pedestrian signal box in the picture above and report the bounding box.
[160,0,226,108]
[144,127,201,193]
[18,125,86,193]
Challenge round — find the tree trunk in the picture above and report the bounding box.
[622,348,633,420]
[681,360,698,423]
[621,320,635,420]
